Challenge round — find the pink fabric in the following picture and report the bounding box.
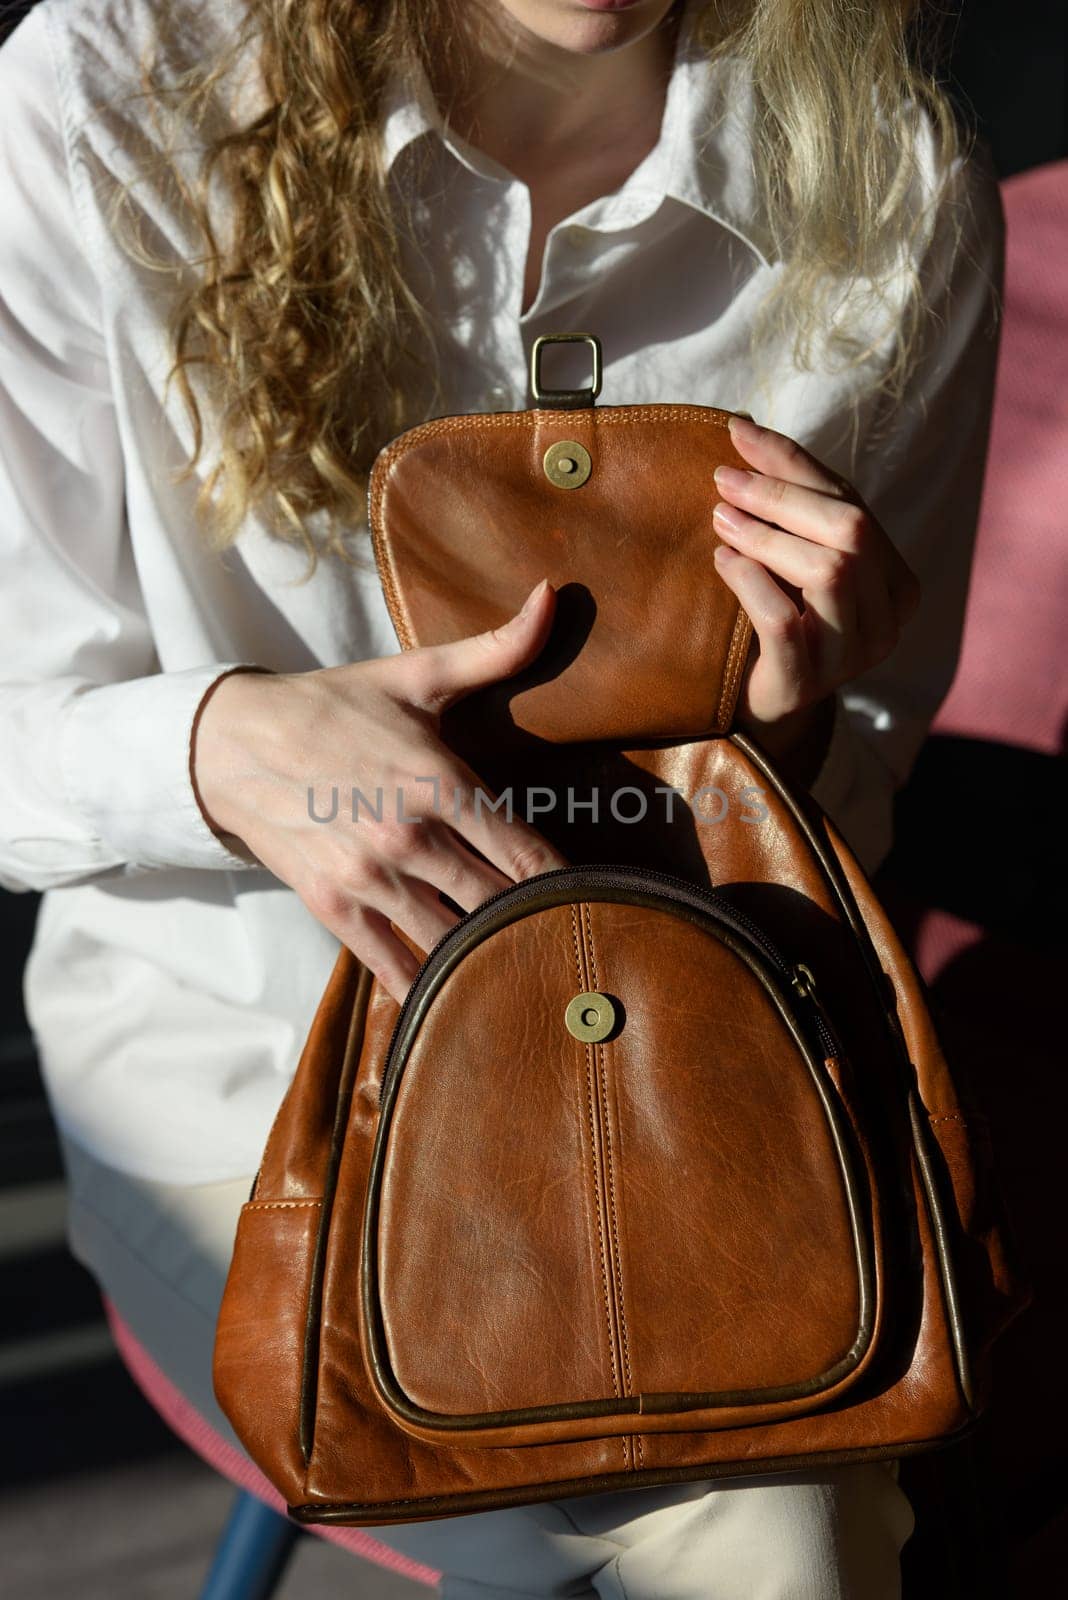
[102,1299,440,1588]
[907,909,984,986]
[933,160,1068,758]
[916,163,1067,989]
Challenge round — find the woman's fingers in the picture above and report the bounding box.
[714,461,871,552]
[302,855,492,1004]
[193,626,572,1008]
[339,806,525,937]
[712,543,813,718]
[714,415,922,703]
[441,755,569,883]
[726,414,857,500]
[400,578,557,714]
[300,789,563,1001]
[376,751,568,887]
[714,470,918,625]
[712,501,857,644]
[389,577,570,876]
[849,539,904,669]
[299,887,425,1005]
[722,415,920,614]
[407,819,515,909]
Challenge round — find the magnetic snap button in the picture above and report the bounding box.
[565,991,616,1042]
[543,439,592,489]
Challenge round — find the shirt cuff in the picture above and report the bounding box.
[58,665,264,871]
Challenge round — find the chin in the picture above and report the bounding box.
[496,0,669,56]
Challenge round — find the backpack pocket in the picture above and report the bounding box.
[361,865,884,1448]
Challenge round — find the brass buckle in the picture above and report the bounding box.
[529,333,602,410]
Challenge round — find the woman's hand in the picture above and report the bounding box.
[192,580,567,1003]
[712,414,920,783]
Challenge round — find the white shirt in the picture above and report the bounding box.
[0,0,1004,1184]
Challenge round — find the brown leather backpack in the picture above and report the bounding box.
[213,334,1026,1527]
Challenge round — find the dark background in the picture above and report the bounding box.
[1,2,1066,1597]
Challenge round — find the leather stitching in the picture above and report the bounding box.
[580,903,630,1471]
[570,904,620,1430]
[374,408,733,457]
[717,607,752,732]
[585,904,641,1471]
[720,610,748,727]
[244,1199,323,1211]
[288,1428,963,1516]
[588,921,629,1369]
[368,468,415,651]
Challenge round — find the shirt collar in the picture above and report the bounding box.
[379,1,776,270]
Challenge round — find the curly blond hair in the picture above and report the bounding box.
[125,0,973,560]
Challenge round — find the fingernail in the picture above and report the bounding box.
[713,501,742,532]
[713,543,736,564]
[728,412,762,440]
[518,578,549,619]
[714,465,751,491]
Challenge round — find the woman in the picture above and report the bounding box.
[0,0,1002,1593]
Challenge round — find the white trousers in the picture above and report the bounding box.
[60,1134,915,1599]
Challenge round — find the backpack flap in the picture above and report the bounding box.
[368,401,755,745]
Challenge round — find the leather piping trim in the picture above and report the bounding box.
[298,960,375,1465]
[716,609,753,733]
[907,1088,976,1412]
[361,879,875,1434]
[728,730,976,1414]
[286,1416,978,1526]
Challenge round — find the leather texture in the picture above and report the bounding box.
[213,400,1028,1526]
[369,406,753,743]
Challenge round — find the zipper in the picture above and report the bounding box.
[378,864,845,1107]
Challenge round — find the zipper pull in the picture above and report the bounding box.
[791,963,843,1063]
[791,963,817,1000]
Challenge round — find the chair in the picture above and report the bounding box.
[102,1299,440,1597]
[199,1491,303,1600]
